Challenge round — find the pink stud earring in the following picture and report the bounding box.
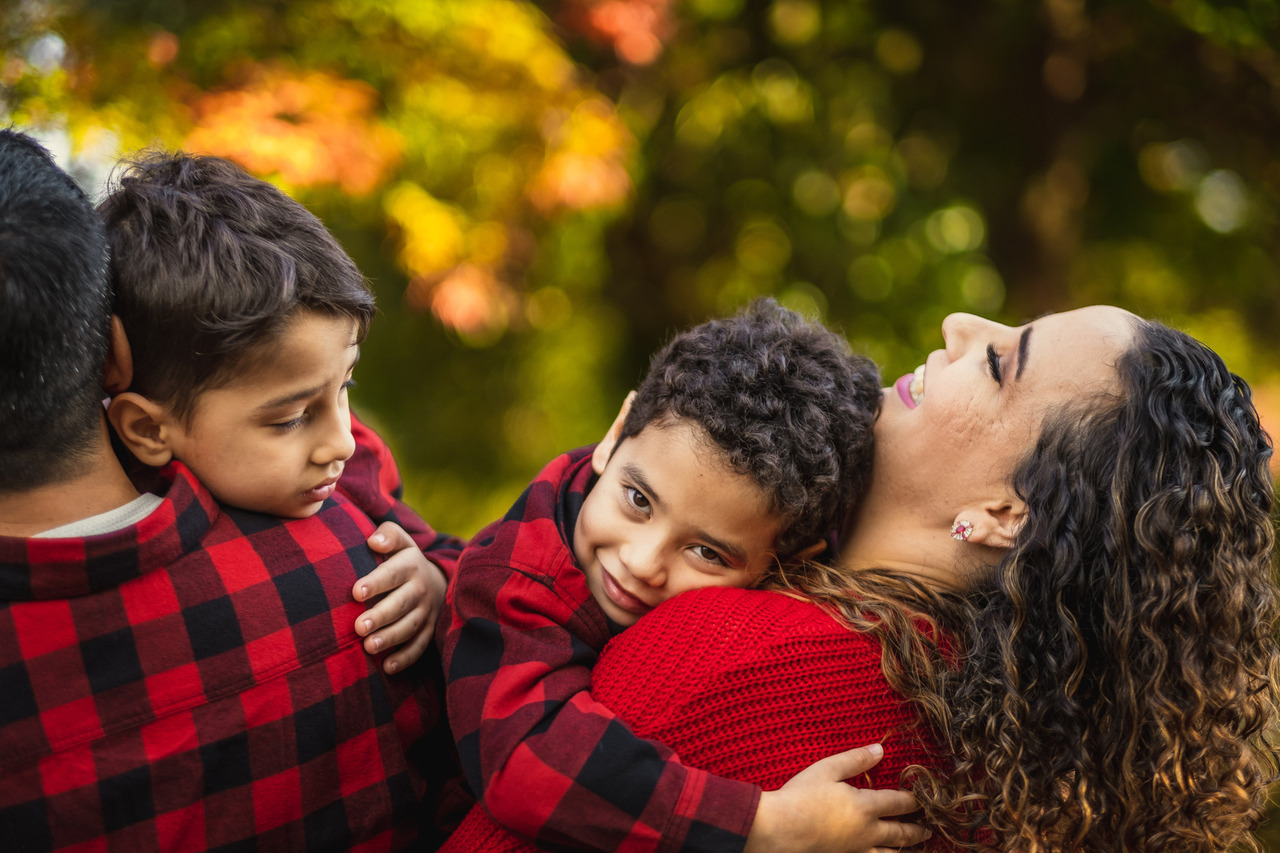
[950,519,973,542]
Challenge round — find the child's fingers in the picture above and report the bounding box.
[366,520,414,555]
[805,743,887,782]
[867,816,931,849]
[380,623,434,674]
[353,547,416,604]
[361,607,422,655]
[857,787,922,819]
[359,580,423,642]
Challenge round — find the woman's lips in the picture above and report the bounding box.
[893,364,926,408]
[895,373,918,409]
[601,569,652,615]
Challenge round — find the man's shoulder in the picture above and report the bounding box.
[8,461,383,600]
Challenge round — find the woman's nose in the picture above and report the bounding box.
[942,312,999,359]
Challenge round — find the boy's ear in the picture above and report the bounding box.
[102,315,134,395]
[956,498,1028,551]
[591,391,636,475]
[108,393,177,467]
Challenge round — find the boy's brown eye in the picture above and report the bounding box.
[692,545,725,565]
[625,486,651,512]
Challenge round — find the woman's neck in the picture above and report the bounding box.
[838,498,978,594]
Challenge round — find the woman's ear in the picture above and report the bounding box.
[591,391,636,475]
[103,316,133,396]
[956,498,1028,550]
[108,393,177,467]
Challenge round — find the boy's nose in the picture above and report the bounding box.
[314,408,356,467]
[620,538,667,588]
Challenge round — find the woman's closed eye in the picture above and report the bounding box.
[986,343,1003,385]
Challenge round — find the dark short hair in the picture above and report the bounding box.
[619,298,881,558]
[98,152,376,421]
[0,128,112,491]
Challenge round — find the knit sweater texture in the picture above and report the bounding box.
[445,586,955,851]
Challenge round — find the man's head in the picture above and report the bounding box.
[101,152,374,517]
[574,298,881,626]
[0,128,112,492]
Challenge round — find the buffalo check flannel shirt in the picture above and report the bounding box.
[341,413,466,580]
[0,420,458,852]
[439,447,760,853]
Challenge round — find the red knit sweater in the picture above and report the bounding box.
[444,586,954,851]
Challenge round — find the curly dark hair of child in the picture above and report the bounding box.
[618,298,882,560]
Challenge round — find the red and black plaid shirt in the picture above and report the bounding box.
[439,447,759,853]
[0,423,456,851]
[341,414,465,579]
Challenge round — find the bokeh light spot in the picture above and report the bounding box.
[875,29,922,74]
[1195,169,1247,233]
[769,0,822,46]
[792,169,841,217]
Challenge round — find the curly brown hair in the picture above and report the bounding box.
[772,318,1280,851]
[619,298,881,559]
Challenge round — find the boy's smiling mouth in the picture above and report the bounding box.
[599,567,654,615]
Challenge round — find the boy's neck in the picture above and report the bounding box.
[0,420,140,538]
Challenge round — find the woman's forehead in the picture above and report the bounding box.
[1017,305,1136,388]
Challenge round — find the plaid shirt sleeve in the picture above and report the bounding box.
[339,410,467,579]
[0,463,447,852]
[440,449,759,853]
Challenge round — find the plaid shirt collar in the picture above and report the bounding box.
[552,445,598,565]
[0,462,218,602]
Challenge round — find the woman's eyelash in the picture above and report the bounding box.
[987,344,1003,384]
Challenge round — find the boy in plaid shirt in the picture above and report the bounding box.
[0,130,452,850]
[441,301,931,852]
[99,152,462,674]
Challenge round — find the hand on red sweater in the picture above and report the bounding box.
[353,521,448,674]
[745,743,931,853]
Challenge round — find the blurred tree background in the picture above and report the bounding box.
[4,0,1280,839]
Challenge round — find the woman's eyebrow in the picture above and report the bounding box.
[1014,325,1033,380]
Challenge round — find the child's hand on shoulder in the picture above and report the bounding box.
[353,521,447,674]
[747,744,932,853]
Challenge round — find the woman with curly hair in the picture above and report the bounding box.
[587,306,1280,852]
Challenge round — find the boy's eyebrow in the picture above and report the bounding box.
[621,462,749,565]
[695,530,748,565]
[255,345,360,412]
[622,463,661,509]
